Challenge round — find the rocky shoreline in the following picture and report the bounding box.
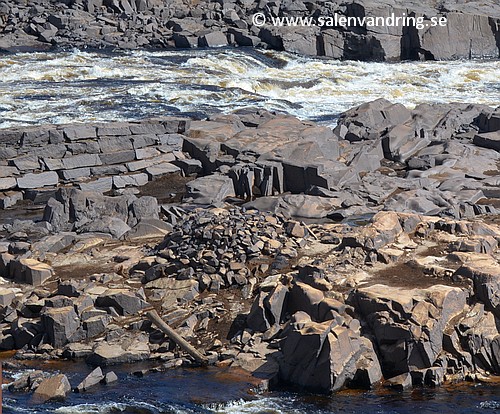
[0,99,499,402]
[0,0,499,61]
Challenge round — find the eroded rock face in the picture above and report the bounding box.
[350,284,467,378]
[279,317,382,392]
[453,254,500,318]
[246,275,382,392]
[2,0,497,60]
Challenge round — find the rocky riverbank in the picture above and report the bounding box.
[0,0,499,61]
[0,100,499,402]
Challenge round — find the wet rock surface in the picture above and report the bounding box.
[0,102,499,400]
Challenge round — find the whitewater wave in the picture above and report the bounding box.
[0,49,498,129]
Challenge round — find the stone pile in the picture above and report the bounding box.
[0,0,499,61]
[0,270,149,356]
[136,207,310,308]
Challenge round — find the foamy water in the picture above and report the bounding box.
[0,49,498,128]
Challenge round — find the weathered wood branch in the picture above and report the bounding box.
[146,310,209,366]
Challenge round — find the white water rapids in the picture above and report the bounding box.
[0,48,499,129]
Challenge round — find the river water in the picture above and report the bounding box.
[1,48,500,412]
[2,363,500,414]
[0,48,499,129]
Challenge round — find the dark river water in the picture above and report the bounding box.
[2,362,500,413]
[0,48,499,129]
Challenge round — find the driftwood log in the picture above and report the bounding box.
[146,310,209,365]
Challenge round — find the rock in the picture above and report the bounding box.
[113,173,149,188]
[128,196,159,227]
[244,195,340,219]
[0,288,15,307]
[86,335,150,365]
[247,283,288,332]
[77,217,131,239]
[103,371,118,384]
[198,31,228,47]
[145,278,199,309]
[335,99,411,142]
[473,132,500,152]
[79,177,114,193]
[351,284,467,377]
[42,306,80,348]
[84,315,111,338]
[63,125,97,141]
[184,175,235,205]
[75,367,105,392]
[0,177,17,191]
[453,254,500,318]
[124,219,173,240]
[99,150,136,165]
[279,317,381,392]
[386,373,412,391]
[172,158,202,175]
[10,258,53,286]
[12,318,42,349]
[411,13,498,60]
[95,289,147,316]
[146,162,181,178]
[33,374,71,403]
[17,172,59,189]
[288,282,325,322]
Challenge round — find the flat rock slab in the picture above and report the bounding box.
[17,172,59,189]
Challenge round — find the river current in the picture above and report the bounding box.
[2,363,500,414]
[0,48,499,129]
[0,48,500,413]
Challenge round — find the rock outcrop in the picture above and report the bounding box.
[0,0,498,61]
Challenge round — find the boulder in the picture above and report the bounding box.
[42,306,80,348]
[95,289,147,315]
[33,374,71,403]
[184,175,235,205]
[75,367,105,392]
[10,258,53,286]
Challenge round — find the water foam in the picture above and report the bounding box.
[0,49,498,128]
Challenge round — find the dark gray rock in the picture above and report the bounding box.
[42,306,80,348]
[95,289,147,316]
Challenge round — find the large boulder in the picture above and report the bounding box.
[279,315,382,392]
[42,306,81,348]
[33,374,71,403]
[350,284,467,377]
[95,289,148,315]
